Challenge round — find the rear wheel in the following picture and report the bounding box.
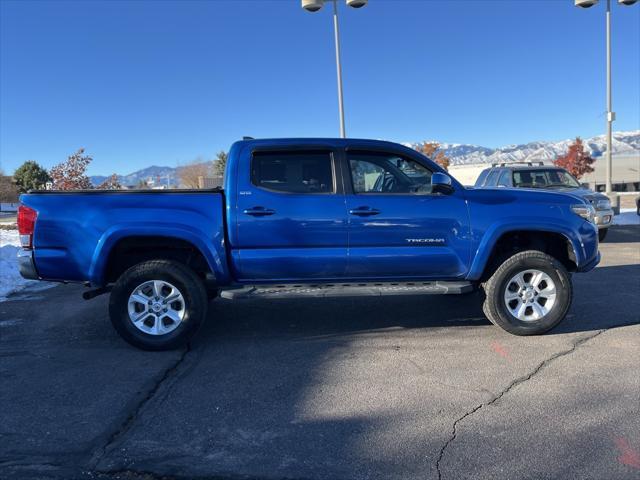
[109,260,208,350]
[598,228,608,242]
[482,250,572,335]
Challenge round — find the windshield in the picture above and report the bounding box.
[512,169,581,189]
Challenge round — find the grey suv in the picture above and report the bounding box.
[475,163,614,241]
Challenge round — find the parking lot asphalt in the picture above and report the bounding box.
[1,225,639,480]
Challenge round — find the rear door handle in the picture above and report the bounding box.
[243,207,276,217]
[349,207,381,216]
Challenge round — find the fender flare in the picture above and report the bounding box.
[88,223,228,285]
[466,219,584,280]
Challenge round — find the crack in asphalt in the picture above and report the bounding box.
[434,328,609,480]
[87,344,193,470]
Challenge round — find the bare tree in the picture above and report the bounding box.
[177,158,210,189]
[0,171,19,203]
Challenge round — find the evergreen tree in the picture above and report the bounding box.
[13,160,51,192]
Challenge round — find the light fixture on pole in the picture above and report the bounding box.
[574,0,638,205]
[302,0,368,138]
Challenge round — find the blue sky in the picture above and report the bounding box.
[1,0,639,176]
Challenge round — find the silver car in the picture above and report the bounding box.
[475,164,614,241]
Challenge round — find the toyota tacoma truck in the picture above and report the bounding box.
[17,138,600,350]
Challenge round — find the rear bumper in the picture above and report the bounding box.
[17,249,39,280]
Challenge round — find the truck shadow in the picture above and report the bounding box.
[202,261,639,340]
[206,290,489,338]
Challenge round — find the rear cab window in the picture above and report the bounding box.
[251,151,335,194]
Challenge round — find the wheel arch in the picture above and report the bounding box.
[89,226,228,285]
[469,226,581,282]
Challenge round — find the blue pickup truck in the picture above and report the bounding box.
[18,138,600,350]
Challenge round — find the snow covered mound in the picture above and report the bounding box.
[0,229,54,301]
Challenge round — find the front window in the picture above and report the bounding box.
[512,169,581,189]
[347,151,433,194]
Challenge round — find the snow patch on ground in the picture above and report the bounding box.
[613,209,640,226]
[0,229,54,301]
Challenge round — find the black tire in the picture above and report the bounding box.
[109,260,208,351]
[482,250,572,336]
[598,228,608,242]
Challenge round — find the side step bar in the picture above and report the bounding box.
[220,281,475,300]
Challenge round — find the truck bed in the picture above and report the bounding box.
[20,189,229,285]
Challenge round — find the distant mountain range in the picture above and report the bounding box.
[90,130,640,186]
[429,130,640,166]
[90,165,177,188]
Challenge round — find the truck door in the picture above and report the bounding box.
[233,148,348,281]
[343,149,471,279]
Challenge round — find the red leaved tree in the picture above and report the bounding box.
[50,148,93,190]
[414,142,451,171]
[553,137,595,179]
[96,174,122,190]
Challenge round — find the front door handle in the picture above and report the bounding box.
[243,207,276,217]
[349,207,381,216]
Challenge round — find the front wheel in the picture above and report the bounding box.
[482,250,572,336]
[109,260,208,350]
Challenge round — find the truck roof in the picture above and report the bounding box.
[232,137,410,150]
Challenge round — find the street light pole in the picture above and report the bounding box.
[605,0,613,194]
[332,0,347,138]
[302,0,367,138]
[575,0,637,199]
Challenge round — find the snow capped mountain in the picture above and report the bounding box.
[412,130,640,166]
[91,165,177,187]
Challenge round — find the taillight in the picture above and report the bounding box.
[17,205,37,248]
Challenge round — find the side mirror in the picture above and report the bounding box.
[432,172,454,195]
